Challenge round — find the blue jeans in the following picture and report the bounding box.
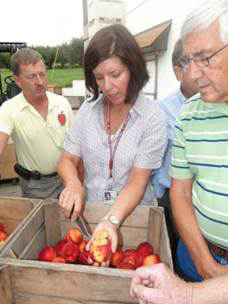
[176,239,228,282]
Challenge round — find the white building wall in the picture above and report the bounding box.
[87,0,125,38]
[125,0,206,100]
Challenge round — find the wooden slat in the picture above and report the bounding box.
[20,226,46,260]
[11,266,136,303]
[158,215,173,270]
[59,202,151,228]
[0,265,13,304]
[44,200,61,247]
[0,201,44,257]
[15,294,84,304]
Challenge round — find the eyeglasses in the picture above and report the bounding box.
[179,44,228,68]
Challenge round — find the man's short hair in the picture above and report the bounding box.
[10,48,45,76]
[172,39,184,68]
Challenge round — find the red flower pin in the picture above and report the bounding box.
[58,111,66,125]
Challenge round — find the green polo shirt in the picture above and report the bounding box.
[170,94,228,250]
[0,91,73,174]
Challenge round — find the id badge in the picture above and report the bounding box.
[103,190,118,202]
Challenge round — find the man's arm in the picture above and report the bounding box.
[0,131,10,159]
[130,263,228,304]
[170,178,227,278]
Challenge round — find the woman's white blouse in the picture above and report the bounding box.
[64,92,167,205]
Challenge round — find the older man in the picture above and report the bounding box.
[0,48,73,198]
[170,0,228,281]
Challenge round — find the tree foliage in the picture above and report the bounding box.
[0,38,84,69]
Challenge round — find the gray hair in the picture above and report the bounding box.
[181,0,228,43]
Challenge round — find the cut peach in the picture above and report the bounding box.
[94,230,109,240]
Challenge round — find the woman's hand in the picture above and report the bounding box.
[86,219,119,266]
[58,184,84,221]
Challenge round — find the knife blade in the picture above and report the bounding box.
[75,215,91,241]
[69,205,91,240]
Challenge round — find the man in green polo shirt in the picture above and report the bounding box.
[0,48,73,198]
[170,0,228,281]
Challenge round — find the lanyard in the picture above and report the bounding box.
[106,101,130,183]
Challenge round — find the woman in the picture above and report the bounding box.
[58,24,167,254]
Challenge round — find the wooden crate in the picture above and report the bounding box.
[0,197,42,253]
[0,139,18,180]
[0,200,172,304]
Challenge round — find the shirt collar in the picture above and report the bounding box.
[16,91,59,112]
[90,91,146,117]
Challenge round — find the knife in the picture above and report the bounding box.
[69,206,91,241]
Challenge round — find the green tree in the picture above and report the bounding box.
[35,46,56,69]
[58,43,70,68]
[0,53,11,68]
[69,37,84,67]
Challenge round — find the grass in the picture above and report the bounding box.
[0,67,84,91]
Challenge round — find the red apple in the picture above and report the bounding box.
[0,223,4,231]
[143,254,161,266]
[58,111,66,125]
[66,228,83,245]
[38,246,57,262]
[135,241,153,268]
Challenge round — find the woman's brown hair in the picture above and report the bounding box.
[83,24,149,103]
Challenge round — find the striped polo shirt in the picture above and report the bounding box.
[170,94,228,250]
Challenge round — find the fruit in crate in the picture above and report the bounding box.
[110,247,123,267]
[0,223,9,245]
[52,257,66,263]
[89,230,111,264]
[78,248,91,265]
[38,246,57,262]
[135,241,154,268]
[66,228,83,245]
[143,254,161,266]
[121,249,137,268]
[55,239,67,256]
[60,241,80,263]
[0,230,8,245]
[118,261,136,270]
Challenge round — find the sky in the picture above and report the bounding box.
[1,0,139,47]
[1,0,84,47]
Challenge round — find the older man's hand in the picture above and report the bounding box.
[130,263,192,304]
